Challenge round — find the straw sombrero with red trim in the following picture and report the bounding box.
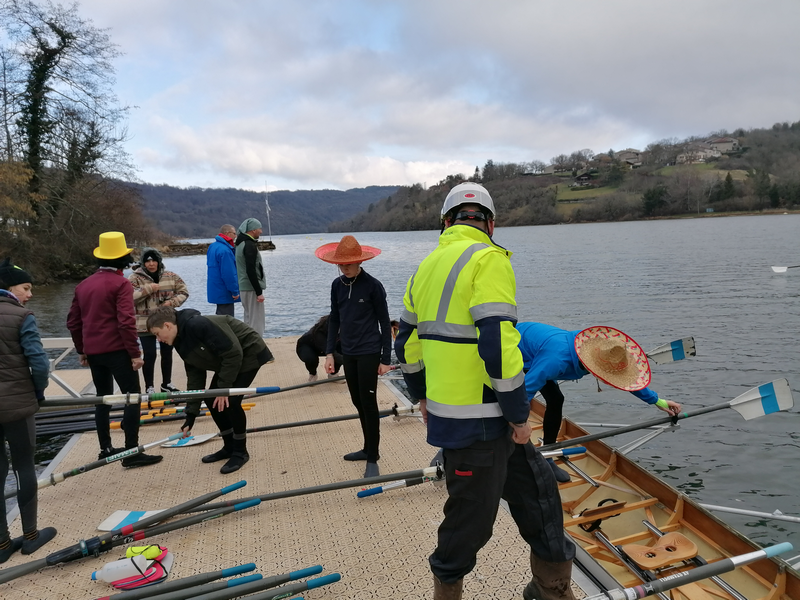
[574,326,651,391]
[315,235,381,264]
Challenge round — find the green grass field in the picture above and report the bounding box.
[556,185,618,200]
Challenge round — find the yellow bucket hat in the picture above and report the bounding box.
[93,232,133,260]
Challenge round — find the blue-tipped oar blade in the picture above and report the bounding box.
[646,337,696,364]
[730,379,793,420]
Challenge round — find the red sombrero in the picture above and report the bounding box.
[574,326,651,391]
[315,235,381,265]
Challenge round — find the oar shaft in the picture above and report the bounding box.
[245,407,398,434]
[191,572,341,600]
[183,466,442,514]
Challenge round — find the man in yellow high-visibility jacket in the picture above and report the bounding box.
[395,183,576,600]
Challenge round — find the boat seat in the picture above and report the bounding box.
[621,532,699,570]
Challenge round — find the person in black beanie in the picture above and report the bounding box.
[0,259,57,561]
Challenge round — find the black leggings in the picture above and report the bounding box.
[0,415,38,539]
[139,334,173,388]
[539,380,566,445]
[88,350,141,450]
[206,368,260,439]
[342,353,381,462]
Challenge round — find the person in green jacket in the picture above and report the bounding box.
[234,218,266,337]
[147,306,273,474]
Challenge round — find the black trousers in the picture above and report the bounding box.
[206,368,259,439]
[539,380,566,445]
[139,334,174,388]
[215,304,235,316]
[296,341,342,375]
[88,350,141,449]
[0,415,38,539]
[430,433,575,583]
[342,353,381,462]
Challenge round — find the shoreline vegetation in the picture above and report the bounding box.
[1,2,799,282]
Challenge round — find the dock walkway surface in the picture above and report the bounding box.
[4,336,586,599]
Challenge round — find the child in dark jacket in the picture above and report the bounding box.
[0,259,56,561]
[315,236,392,478]
[295,315,343,381]
[147,306,273,474]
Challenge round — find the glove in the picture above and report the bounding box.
[182,412,197,432]
[35,389,45,402]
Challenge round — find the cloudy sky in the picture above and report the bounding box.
[76,0,800,192]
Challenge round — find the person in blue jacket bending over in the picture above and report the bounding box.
[518,322,682,482]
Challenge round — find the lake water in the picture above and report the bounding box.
[14,214,800,546]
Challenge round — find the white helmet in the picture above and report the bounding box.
[441,183,496,222]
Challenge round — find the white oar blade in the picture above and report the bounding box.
[97,509,165,531]
[730,379,793,420]
[771,266,788,273]
[161,433,218,447]
[646,337,696,364]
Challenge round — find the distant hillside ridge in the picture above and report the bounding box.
[133,183,400,238]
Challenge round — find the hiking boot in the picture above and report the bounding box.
[343,450,368,461]
[0,538,23,564]
[364,462,380,478]
[547,458,571,483]
[20,527,57,555]
[220,452,250,474]
[160,383,181,393]
[98,446,125,460]
[121,452,163,468]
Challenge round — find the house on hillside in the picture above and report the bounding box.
[676,143,722,164]
[616,148,641,163]
[706,136,740,153]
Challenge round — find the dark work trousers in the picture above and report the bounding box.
[215,304,235,316]
[88,350,142,450]
[296,341,342,376]
[539,380,566,445]
[139,334,174,388]
[342,353,381,462]
[206,368,259,440]
[0,415,38,539]
[430,433,575,583]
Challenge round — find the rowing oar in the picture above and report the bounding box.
[771,265,800,273]
[541,378,793,452]
[0,480,247,585]
[3,433,183,501]
[191,572,341,600]
[645,337,696,365]
[94,563,259,600]
[356,447,587,498]
[38,377,351,408]
[164,403,421,447]
[582,542,793,600]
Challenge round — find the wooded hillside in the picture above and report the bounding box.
[133,184,399,238]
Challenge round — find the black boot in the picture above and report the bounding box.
[0,538,23,564]
[220,436,249,474]
[121,452,163,468]
[20,527,57,555]
[202,433,234,463]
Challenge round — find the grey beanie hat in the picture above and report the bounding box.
[238,218,263,234]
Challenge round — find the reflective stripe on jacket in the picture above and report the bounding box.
[395,224,529,448]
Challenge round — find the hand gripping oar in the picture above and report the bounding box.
[190,572,341,600]
[0,480,247,585]
[583,542,793,600]
[541,379,793,452]
[645,337,696,365]
[771,265,800,273]
[93,563,259,600]
[163,403,421,447]
[356,447,587,498]
[3,433,183,501]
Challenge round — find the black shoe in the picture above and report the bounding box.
[220,452,249,474]
[0,538,23,564]
[364,462,380,477]
[343,450,368,461]
[202,446,234,463]
[547,458,571,483]
[98,446,125,460]
[121,452,163,468]
[160,382,181,393]
[20,528,57,555]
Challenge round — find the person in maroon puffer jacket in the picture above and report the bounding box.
[67,232,162,469]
